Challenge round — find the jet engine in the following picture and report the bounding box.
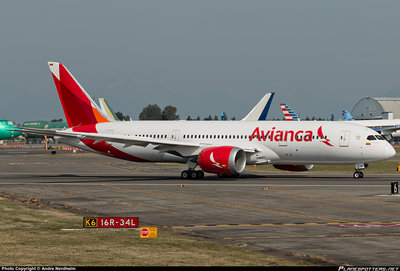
[199,146,247,176]
[273,164,314,172]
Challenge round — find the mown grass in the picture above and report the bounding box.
[0,197,305,266]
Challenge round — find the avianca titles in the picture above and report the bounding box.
[15,62,396,179]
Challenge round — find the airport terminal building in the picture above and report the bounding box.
[351,97,400,120]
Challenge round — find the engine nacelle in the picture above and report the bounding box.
[273,164,314,172]
[199,146,246,176]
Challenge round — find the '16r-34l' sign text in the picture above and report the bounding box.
[83,217,139,228]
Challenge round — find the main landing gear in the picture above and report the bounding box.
[181,170,204,179]
[353,163,367,179]
[181,160,204,179]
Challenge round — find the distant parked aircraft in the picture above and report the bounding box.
[242,92,275,121]
[280,103,300,121]
[98,98,119,121]
[0,120,21,140]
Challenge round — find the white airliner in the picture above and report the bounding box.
[16,62,396,179]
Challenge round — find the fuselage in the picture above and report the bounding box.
[0,120,21,140]
[58,120,396,165]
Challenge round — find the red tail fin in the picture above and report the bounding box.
[48,62,109,127]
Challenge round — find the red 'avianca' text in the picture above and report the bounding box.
[249,126,333,146]
[249,127,313,142]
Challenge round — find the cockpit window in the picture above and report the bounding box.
[375,135,386,140]
[367,135,376,140]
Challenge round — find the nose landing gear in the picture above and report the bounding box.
[353,163,367,179]
[353,171,364,179]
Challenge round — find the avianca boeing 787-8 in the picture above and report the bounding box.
[16,62,396,179]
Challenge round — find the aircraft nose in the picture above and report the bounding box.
[383,144,396,159]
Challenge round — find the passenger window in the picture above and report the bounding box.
[367,135,376,140]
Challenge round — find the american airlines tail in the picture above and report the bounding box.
[48,62,110,127]
[280,103,300,121]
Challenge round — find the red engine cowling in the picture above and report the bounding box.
[199,146,246,176]
[273,164,314,172]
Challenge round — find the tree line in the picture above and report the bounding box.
[137,104,236,121]
[118,104,334,121]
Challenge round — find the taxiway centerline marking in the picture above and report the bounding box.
[171,221,400,229]
[267,188,400,206]
[102,184,349,223]
[91,162,138,173]
[223,232,400,240]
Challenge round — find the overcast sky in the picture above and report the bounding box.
[1,0,400,124]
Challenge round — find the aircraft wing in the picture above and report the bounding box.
[371,125,400,133]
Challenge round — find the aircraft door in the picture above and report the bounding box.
[171,130,180,141]
[339,130,350,147]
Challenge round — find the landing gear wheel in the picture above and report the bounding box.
[181,170,204,179]
[181,170,189,179]
[353,171,364,179]
[190,170,198,179]
[197,170,204,179]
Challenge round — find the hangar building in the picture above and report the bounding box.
[351,97,400,120]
